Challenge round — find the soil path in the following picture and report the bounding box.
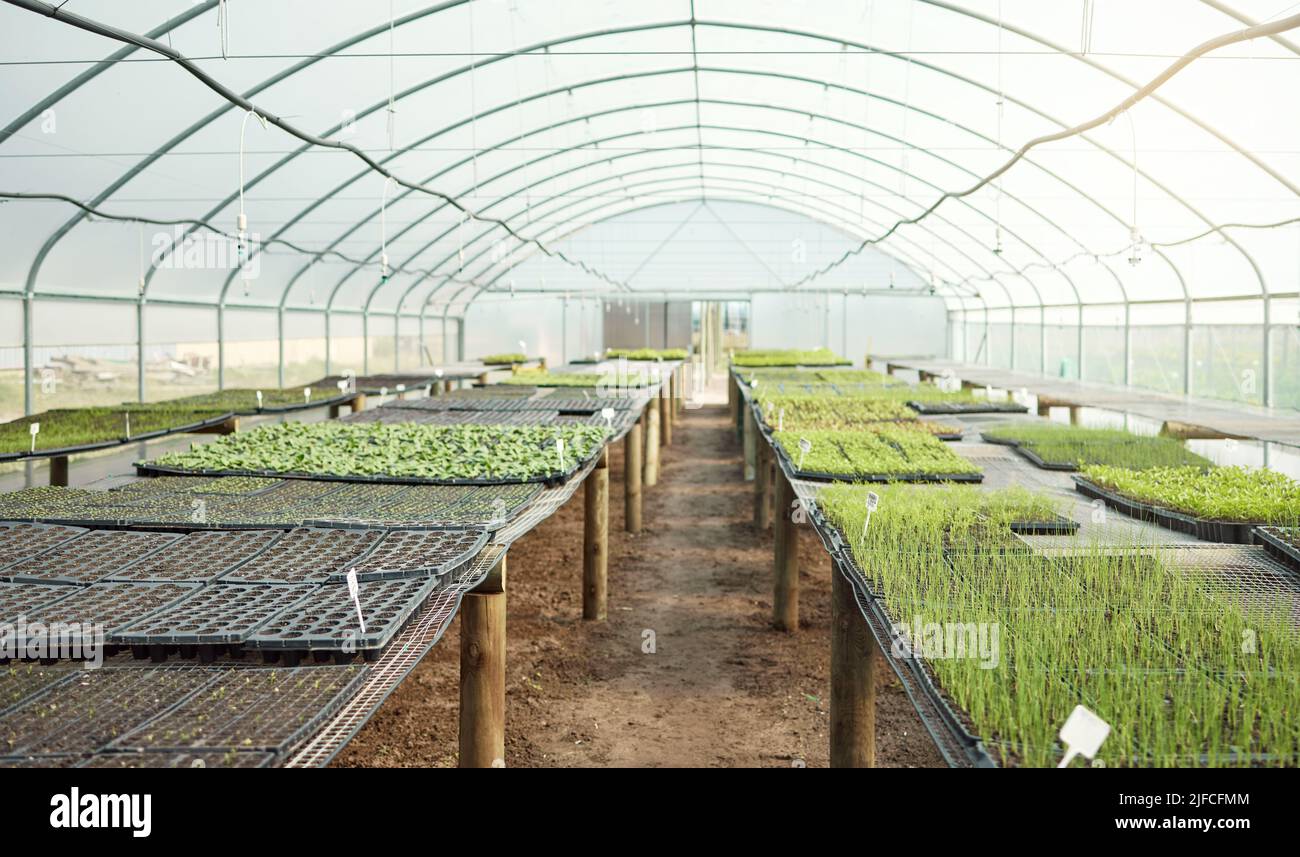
[335,405,942,768]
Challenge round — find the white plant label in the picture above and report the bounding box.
[862,491,879,540]
[380,387,388,397]
[556,437,566,470]
[797,437,811,470]
[435,369,444,379]
[303,387,311,403]
[345,568,366,634]
[124,411,131,438]
[601,407,615,428]
[1057,704,1110,767]
[29,422,39,453]
[256,390,264,408]
[396,384,406,393]
[518,339,527,354]
[336,380,348,393]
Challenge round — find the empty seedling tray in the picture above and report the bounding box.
[246,576,443,660]
[219,527,383,585]
[0,581,82,625]
[27,581,202,646]
[1,666,217,757]
[102,529,284,583]
[0,664,78,716]
[0,522,88,570]
[330,529,488,582]
[115,583,318,648]
[109,665,368,755]
[2,529,181,585]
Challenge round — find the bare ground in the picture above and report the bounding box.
[334,405,943,768]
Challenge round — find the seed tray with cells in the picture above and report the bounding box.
[0,478,541,531]
[247,576,442,660]
[327,528,486,581]
[2,666,215,758]
[0,522,87,569]
[109,665,367,755]
[115,583,318,649]
[0,664,75,715]
[1,530,180,585]
[219,528,381,584]
[105,529,282,582]
[24,581,201,645]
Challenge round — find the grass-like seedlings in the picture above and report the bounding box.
[982,422,1213,470]
[819,482,1300,767]
[1081,464,1300,525]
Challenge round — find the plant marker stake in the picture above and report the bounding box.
[435,368,444,379]
[380,386,388,397]
[556,437,565,471]
[124,411,131,439]
[779,409,785,432]
[303,387,311,404]
[1057,704,1110,767]
[797,437,811,471]
[256,390,264,409]
[396,383,406,394]
[29,422,39,454]
[601,407,615,430]
[345,568,366,634]
[862,491,879,542]
[336,380,347,394]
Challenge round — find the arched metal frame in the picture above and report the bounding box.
[3,1,1295,412]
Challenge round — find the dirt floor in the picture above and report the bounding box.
[334,405,944,768]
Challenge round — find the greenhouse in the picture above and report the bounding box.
[0,0,1298,801]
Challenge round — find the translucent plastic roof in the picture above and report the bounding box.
[2,0,1299,318]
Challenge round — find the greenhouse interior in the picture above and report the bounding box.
[0,0,1298,799]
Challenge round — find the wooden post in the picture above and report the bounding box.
[727,372,737,425]
[767,450,777,525]
[1069,405,1081,426]
[659,380,672,446]
[583,448,609,621]
[350,394,367,413]
[459,555,506,768]
[624,420,643,534]
[477,372,490,386]
[644,405,660,487]
[742,405,756,481]
[830,566,876,768]
[773,471,799,631]
[49,455,69,488]
[753,441,770,529]
[443,379,453,395]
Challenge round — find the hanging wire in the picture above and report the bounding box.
[993,0,1005,256]
[386,0,397,150]
[217,0,229,60]
[1081,0,1096,56]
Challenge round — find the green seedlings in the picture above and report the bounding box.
[772,428,980,479]
[982,423,1212,470]
[146,421,611,482]
[1081,465,1300,524]
[480,353,527,365]
[498,370,653,388]
[0,406,228,456]
[731,348,852,367]
[819,483,1300,767]
[605,347,688,360]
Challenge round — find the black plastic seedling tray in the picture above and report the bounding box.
[137,455,595,489]
[790,467,984,484]
[2,667,217,757]
[28,581,202,645]
[1007,514,1081,536]
[1073,476,1263,545]
[0,412,237,463]
[1254,527,1300,574]
[220,527,383,585]
[3,529,181,585]
[0,581,79,625]
[116,583,319,648]
[78,749,277,768]
[247,577,442,659]
[104,530,283,583]
[0,522,88,570]
[110,665,367,755]
[907,400,1028,415]
[331,529,487,582]
[0,664,77,716]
